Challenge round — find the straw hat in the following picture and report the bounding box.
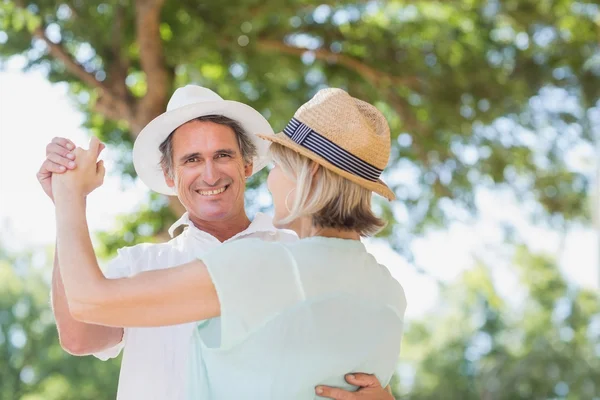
[257,88,395,201]
[133,85,273,195]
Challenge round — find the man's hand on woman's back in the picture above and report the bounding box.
[316,373,395,400]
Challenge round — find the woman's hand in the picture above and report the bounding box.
[52,136,105,199]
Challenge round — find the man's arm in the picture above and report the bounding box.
[39,137,122,355]
[52,245,124,355]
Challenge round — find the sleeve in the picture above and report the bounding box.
[200,239,304,349]
[91,247,134,361]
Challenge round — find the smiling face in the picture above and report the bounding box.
[164,120,253,223]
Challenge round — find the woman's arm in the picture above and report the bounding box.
[54,194,220,327]
[52,139,220,327]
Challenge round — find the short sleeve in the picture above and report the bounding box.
[201,239,304,349]
[92,247,133,361]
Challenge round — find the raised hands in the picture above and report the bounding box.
[37,136,105,202]
[51,136,106,200]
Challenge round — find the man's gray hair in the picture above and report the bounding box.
[158,115,257,178]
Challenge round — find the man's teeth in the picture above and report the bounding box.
[197,186,227,196]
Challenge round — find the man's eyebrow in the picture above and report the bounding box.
[178,149,237,162]
[179,152,201,162]
[215,149,237,155]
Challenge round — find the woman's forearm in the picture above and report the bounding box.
[54,190,106,307]
[52,185,220,327]
[49,144,221,327]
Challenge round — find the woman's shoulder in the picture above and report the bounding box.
[215,238,295,265]
[226,237,284,250]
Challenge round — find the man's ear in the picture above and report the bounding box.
[164,170,175,188]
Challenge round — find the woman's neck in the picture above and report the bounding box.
[291,217,360,240]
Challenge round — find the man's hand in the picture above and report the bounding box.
[52,136,106,199]
[37,136,104,202]
[316,374,394,400]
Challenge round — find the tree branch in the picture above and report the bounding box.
[133,0,171,134]
[13,0,134,122]
[254,38,428,160]
[32,27,100,90]
[256,38,420,89]
[32,26,134,121]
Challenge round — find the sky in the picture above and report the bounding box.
[0,57,598,321]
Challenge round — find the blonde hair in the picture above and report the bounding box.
[270,142,386,237]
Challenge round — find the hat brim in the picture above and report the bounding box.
[256,132,396,201]
[133,100,274,195]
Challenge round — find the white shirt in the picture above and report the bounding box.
[93,213,297,400]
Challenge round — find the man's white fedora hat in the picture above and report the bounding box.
[133,85,273,195]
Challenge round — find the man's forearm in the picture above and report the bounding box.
[51,245,124,355]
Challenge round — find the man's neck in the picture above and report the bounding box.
[188,213,252,242]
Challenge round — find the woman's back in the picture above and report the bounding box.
[188,237,406,399]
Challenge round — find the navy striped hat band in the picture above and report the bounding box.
[282,118,382,182]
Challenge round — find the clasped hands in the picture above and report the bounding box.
[51,136,106,200]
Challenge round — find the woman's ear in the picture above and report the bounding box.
[244,162,253,179]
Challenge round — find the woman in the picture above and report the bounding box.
[53,88,407,399]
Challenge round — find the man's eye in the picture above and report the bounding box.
[186,157,199,163]
[216,154,230,158]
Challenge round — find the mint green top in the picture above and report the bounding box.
[187,237,407,399]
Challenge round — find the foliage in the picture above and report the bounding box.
[395,247,600,399]
[0,244,120,400]
[0,0,597,256]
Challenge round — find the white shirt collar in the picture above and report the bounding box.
[168,212,279,241]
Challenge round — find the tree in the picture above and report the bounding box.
[0,0,597,256]
[0,243,120,400]
[395,246,600,399]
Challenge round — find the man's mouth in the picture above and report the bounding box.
[195,185,229,196]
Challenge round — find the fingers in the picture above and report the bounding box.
[345,373,381,389]
[88,136,102,154]
[47,151,76,170]
[42,137,105,179]
[51,136,76,151]
[315,374,384,399]
[46,142,77,169]
[38,159,68,176]
[96,160,106,182]
[315,386,354,400]
[78,136,105,163]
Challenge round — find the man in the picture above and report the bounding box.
[38,85,395,400]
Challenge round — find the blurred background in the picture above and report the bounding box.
[1,0,599,399]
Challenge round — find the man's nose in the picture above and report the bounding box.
[202,160,220,186]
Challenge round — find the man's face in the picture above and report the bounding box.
[165,120,252,222]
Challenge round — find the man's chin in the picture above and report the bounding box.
[193,210,232,222]
[187,204,238,222]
